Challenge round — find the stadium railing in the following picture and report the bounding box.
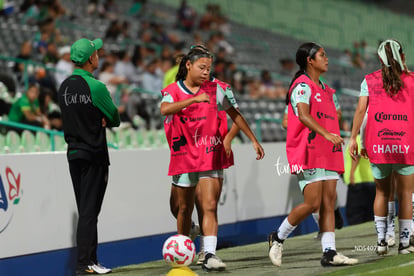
[0,120,119,153]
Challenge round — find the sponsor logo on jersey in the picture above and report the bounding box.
[372,144,410,154]
[317,111,335,120]
[374,112,408,123]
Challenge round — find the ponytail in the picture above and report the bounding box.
[175,55,189,82]
[285,42,322,105]
[285,70,305,105]
[378,39,408,96]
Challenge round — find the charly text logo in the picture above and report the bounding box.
[274,156,304,176]
[0,167,22,233]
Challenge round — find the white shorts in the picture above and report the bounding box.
[172,170,224,188]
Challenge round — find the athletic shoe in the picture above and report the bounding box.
[76,263,112,275]
[386,235,396,247]
[320,249,358,267]
[376,239,388,256]
[268,232,283,266]
[398,243,414,254]
[334,208,344,230]
[189,222,200,241]
[196,251,205,265]
[202,253,226,272]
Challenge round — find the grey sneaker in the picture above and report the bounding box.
[321,249,358,266]
[386,235,395,247]
[202,253,226,272]
[376,239,388,256]
[268,232,283,266]
[196,251,205,265]
[76,263,112,275]
[398,243,414,254]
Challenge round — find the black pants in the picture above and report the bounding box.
[69,159,109,268]
[346,182,376,225]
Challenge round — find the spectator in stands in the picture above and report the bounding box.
[114,50,141,85]
[43,41,60,65]
[141,58,164,95]
[87,0,98,15]
[258,70,287,99]
[268,42,357,267]
[98,61,129,99]
[38,88,62,130]
[245,76,261,98]
[349,39,414,255]
[98,61,134,126]
[338,49,353,67]
[104,19,122,41]
[0,80,13,116]
[176,0,196,33]
[163,49,184,89]
[8,78,50,130]
[13,40,34,84]
[279,58,296,78]
[54,46,74,89]
[99,0,119,20]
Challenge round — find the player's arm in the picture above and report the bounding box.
[297,103,343,146]
[333,93,342,122]
[222,86,240,156]
[349,79,369,160]
[282,106,288,129]
[292,83,343,146]
[160,93,209,116]
[226,106,264,160]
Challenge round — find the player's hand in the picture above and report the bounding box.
[223,136,232,158]
[253,142,265,160]
[102,118,107,127]
[360,148,368,159]
[324,133,344,147]
[348,138,359,161]
[194,93,210,103]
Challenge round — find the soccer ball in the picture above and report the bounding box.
[162,234,196,267]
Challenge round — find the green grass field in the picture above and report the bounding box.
[111,221,414,275]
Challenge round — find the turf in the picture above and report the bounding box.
[111,221,413,275]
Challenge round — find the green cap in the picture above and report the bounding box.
[70,38,103,65]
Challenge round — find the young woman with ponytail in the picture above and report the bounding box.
[349,39,414,255]
[268,42,358,267]
[161,46,264,271]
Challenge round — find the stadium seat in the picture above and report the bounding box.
[4,130,22,153]
[106,129,118,148]
[35,131,51,152]
[52,134,67,151]
[20,130,37,152]
[0,133,5,153]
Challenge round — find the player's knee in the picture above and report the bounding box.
[201,198,218,213]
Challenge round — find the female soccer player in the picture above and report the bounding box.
[349,39,414,255]
[268,42,358,267]
[161,46,264,271]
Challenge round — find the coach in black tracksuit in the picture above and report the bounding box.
[58,38,120,275]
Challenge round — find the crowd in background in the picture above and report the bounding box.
[0,0,375,134]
